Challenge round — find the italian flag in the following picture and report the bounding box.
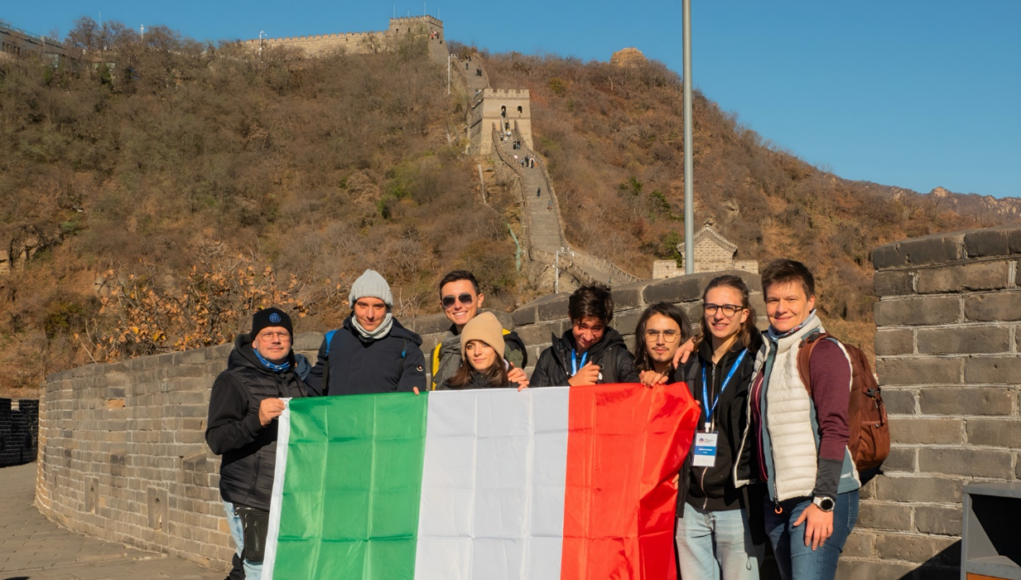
[263,384,699,580]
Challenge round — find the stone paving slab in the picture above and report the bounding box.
[0,463,224,580]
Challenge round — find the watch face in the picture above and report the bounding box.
[817,497,835,511]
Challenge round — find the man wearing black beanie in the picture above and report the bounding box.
[206,307,307,579]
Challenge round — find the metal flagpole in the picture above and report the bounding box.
[682,0,695,274]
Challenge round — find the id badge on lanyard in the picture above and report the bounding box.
[694,350,747,468]
[693,432,719,467]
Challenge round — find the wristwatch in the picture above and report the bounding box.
[812,496,835,512]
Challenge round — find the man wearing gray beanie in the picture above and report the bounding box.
[305,269,426,396]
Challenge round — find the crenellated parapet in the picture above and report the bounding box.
[246,16,445,61]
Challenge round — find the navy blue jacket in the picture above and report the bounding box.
[304,316,427,396]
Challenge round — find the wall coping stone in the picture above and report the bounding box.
[873,225,1021,270]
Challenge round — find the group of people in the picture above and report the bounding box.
[207,259,859,580]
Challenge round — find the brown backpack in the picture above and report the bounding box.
[796,332,890,473]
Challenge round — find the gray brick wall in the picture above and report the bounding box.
[839,225,1021,580]
[0,398,38,466]
[36,268,761,570]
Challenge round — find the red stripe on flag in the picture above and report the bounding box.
[560,383,699,580]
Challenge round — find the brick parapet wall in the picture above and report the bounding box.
[0,398,38,466]
[838,225,1021,580]
[37,269,762,570]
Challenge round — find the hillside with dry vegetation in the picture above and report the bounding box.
[0,21,1017,395]
[0,18,525,394]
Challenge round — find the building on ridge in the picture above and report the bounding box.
[653,221,758,279]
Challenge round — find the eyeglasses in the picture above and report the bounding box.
[257,331,291,341]
[703,303,745,318]
[645,329,681,343]
[441,293,474,309]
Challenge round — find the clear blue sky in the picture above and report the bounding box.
[4,0,1019,198]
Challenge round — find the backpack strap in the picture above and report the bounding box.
[796,331,832,400]
[322,329,338,395]
[431,342,442,391]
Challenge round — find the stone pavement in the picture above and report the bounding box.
[0,463,224,580]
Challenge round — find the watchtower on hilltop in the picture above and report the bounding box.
[469,88,534,155]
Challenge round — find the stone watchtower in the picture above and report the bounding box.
[470,89,534,155]
[653,222,758,279]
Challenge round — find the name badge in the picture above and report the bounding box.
[693,432,719,468]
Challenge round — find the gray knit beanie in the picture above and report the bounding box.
[349,269,394,307]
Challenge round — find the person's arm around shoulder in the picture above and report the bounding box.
[303,334,331,396]
[206,373,265,456]
[504,330,528,370]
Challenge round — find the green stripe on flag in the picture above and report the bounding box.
[272,393,429,580]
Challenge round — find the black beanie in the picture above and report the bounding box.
[251,307,293,338]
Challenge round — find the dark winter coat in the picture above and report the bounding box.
[304,315,427,396]
[205,334,308,512]
[530,327,640,387]
[674,329,766,544]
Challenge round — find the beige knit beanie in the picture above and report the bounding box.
[459,312,505,360]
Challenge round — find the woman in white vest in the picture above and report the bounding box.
[735,259,860,580]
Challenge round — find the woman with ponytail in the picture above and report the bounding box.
[674,275,766,580]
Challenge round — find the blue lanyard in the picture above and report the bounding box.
[571,350,588,376]
[701,350,747,431]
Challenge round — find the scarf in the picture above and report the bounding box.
[766,309,819,342]
[351,312,394,340]
[252,346,291,372]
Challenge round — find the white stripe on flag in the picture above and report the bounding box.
[413,387,570,580]
[263,399,292,579]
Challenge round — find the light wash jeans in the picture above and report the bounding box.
[763,490,859,580]
[224,500,263,580]
[675,501,763,580]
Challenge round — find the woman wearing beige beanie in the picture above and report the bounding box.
[443,312,528,390]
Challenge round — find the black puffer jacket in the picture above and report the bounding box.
[304,315,427,396]
[205,334,308,511]
[530,327,640,387]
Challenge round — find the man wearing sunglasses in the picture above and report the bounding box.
[431,270,528,390]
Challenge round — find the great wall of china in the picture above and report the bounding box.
[11,16,1021,580]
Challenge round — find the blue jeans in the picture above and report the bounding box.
[675,501,764,580]
[763,490,859,580]
[224,501,263,580]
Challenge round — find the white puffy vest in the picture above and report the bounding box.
[764,316,840,501]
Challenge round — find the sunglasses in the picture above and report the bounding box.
[441,293,475,309]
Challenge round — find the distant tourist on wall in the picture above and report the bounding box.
[304,269,427,396]
[206,307,309,580]
[537,186,541,197]
[431,270,527,390]
[530,285,639,386]
[442,312,529,390]
[748,259,860,580]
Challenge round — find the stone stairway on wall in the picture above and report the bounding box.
[459,58,640,288]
